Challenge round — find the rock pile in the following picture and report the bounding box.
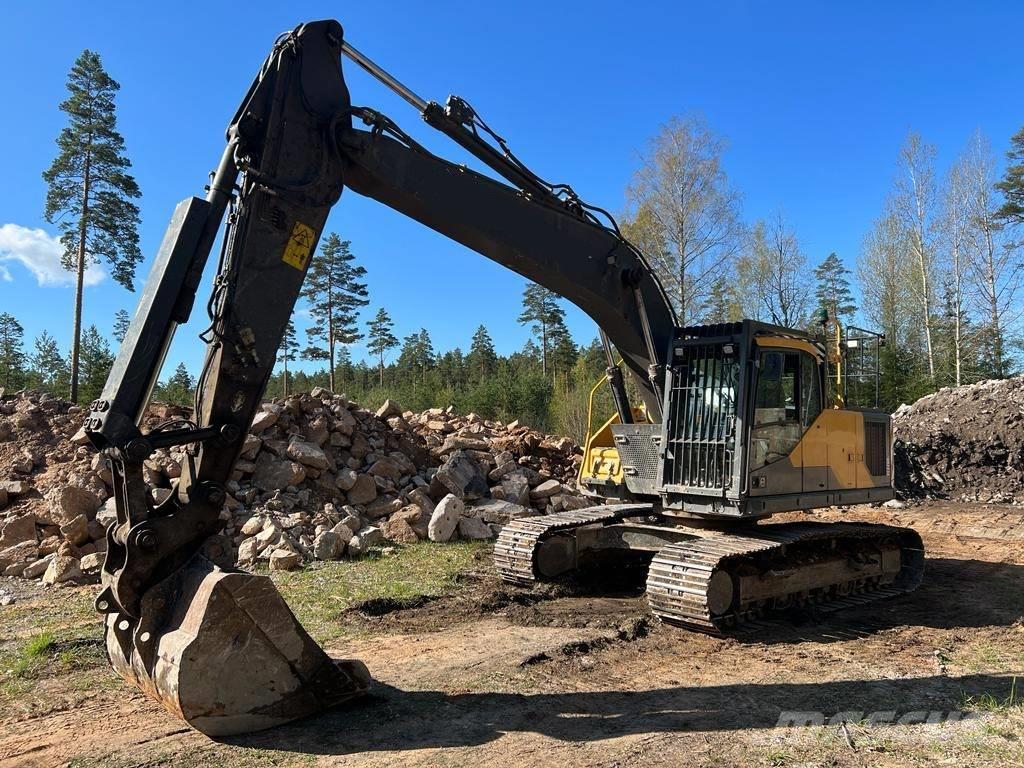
[0,388,588,582]
[893,376,1024,504]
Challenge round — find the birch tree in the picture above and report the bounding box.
[736,215,810,328]
[622,115,744,322]
[939,152,974,385]
[964,131,1020,377]
[892,132,940,382]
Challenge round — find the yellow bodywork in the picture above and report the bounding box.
[577,370,646,489]
[783,408,884,489]
[578,335,887,499]
[579,411,625,487]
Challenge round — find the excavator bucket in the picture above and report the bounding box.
[102,551,370,737]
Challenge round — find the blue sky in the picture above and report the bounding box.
[1,1,1022,381]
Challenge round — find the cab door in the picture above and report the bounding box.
[798,352,828,493]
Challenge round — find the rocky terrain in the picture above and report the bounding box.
[0,388,587,586]
[893,376,1024,504]
[4,374,1021,589]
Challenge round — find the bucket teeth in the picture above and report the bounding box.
[103,551,370,736]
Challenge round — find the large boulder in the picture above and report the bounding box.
[0,480,31,497]
[335,467,358,491]
[347,526,383,557]
[346,474,378,505]
[59,514,90,546]
[435,450,488,500]
[42,552,82,585]
[465,498,531,525]
[381,516,418,544]
[375,399,403,420]
[48,486,100,525]
[428,494,463,542]
[96,498,118,528]
[529,479,562,500]
[269,548,302,571]
[368,457,403,481]
[312,530,344,561]
[0,540,38,572]
[286,439,328,470]
[0,514,37,549]
[252,452,306,491]
[457,516,494,541]
[250,405,281,433]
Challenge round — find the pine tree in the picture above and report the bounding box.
[28,331,68,393]
[995,126,1024,225]
[548,320,578,382]
[696,275,740,324]
[156,362,195,407]
[43,50,141,403]
[366,308,398,387]
[398,329,435,384]
[77,325,115,404]
[0,313,27,390]
[518,283,566,376]
[300,233,368,392]
[813,252,857,324]
[112,309,131,344]
[466,325,497,381]
[277,318,298,397]
[334,344,354,390]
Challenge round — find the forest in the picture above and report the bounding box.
[1,50,1022,442]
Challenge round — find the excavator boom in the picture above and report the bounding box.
[84,19,674,735]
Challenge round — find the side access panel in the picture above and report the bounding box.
[826,410,861,491]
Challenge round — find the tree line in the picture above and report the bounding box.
[8,47,1023,432]
[622,116,1024,409]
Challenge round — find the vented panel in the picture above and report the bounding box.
[864,419,888,477]
[611,424,661,495]
[663,344,738,491]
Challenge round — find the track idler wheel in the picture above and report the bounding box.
[101,551,370,736]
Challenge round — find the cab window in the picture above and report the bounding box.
[800,353,822,428]
[750,350,818,470]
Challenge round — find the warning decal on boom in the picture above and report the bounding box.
[282,221,316,270]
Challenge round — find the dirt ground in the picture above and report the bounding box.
[1,502,1023,768]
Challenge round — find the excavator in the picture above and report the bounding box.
[84,20,924,737]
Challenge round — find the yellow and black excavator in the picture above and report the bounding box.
[84,20,924,737]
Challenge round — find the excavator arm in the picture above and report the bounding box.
[84,19,674,735]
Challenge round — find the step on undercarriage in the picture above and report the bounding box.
[494,506,925,633]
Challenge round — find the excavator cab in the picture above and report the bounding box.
[580,320,896,517]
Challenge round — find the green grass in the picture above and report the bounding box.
[5,630,56,682]
[0,543,487,716]
[269,540,488,643]
[23,630,56,658]
[961,677,1021,713]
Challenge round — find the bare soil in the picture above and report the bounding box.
[2,501,1023,768]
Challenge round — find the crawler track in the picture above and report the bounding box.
[493,504,652,584]
[496,513,925,634]
[645,522,925,633]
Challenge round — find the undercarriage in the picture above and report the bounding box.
[494,505,925,633]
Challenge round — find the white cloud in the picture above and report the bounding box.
[0,265,11,282]
[0,223,106,287]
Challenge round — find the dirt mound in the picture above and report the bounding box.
[893,376,1024,504]
[0,388,587,582]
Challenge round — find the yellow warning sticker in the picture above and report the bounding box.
[282,220,316,270]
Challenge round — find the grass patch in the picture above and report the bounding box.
[952,640,1024,674]
[23,630,56,658]
[960,677,1021,713]
[269,540,488,644]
